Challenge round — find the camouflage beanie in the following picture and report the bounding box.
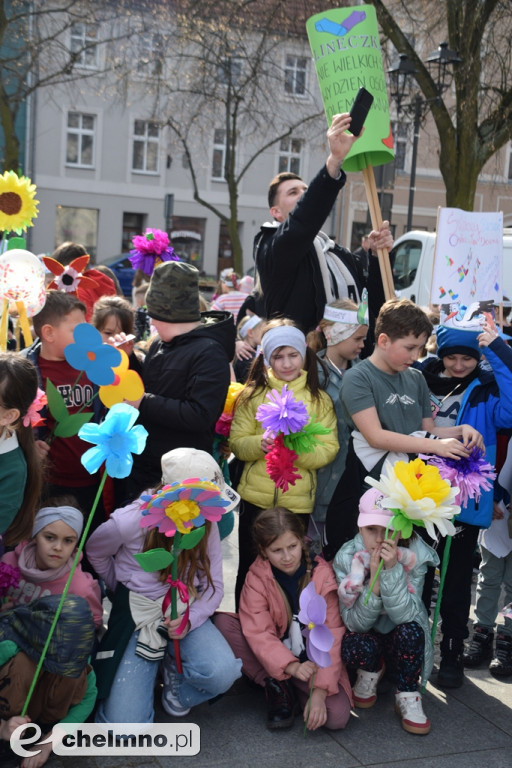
[146,261,201,323]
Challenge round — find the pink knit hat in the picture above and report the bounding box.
[357,488,395,530]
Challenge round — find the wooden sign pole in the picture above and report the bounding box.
[362,165,395,301]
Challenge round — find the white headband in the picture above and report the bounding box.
[262,326,307,366]
[323,306,360,324]
[239,315,262,340]
[325,322,362,346]
[32,506,83,538]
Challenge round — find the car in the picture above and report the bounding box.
[102,254,135,298]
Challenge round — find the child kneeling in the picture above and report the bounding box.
[216,506,352,732]
[333,488,438,735]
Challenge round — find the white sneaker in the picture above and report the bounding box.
[161,659,191,717]
[395,691,430,734]
[352,665,385,708]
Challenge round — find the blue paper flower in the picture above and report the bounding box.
[78,403,148,478]
[64,323,122,386]
[255,385,309,436]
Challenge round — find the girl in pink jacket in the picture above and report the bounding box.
[216,506,352,731]
[0,497,102,627]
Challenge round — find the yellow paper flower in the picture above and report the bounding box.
[99,349,144,408]
[0,171,39,234]
[223,381,244,415]
[164,499,201,534]
[366,458,461,539]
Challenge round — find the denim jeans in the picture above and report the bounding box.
[95,618,242,724]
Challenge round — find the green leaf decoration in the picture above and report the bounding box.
[283,418,330,454]
[134,548,174,572]
[389,511,415,539]
[54,412,93,438]
[46,379,69,422]
[179,526,205,550]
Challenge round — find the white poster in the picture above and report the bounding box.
[430,208,503,306]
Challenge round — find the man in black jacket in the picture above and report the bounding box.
[255,112,393,337]
[126,261,235,497]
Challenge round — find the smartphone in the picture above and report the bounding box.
[348,87,374,136]
[113,334,136,346]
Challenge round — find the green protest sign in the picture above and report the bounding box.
[306,5,394,173]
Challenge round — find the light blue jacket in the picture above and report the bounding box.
[333,533,439,682]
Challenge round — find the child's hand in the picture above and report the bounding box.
[369,547,381,594]
[235,339,255,361]
[20,734,53,768]
[435,438,470,460]
[460,425,485,452]
[164,616,191,640]
[106,332,135,357]
[304,687,328,730]
[286,660,317,682]
[35,439,50,462]
[380,537,398,570]
[261,435,274,453]
[0,715,30,741]
[478,322,500,348]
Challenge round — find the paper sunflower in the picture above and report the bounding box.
[366,458,461,539]
[0,171,39,234]
[139,479,231,537]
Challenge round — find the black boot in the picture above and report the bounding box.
[463,626,494,668]
[264,677,295,730]
[489,633,512,677]
[438,637,464,688]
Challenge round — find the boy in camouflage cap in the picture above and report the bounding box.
[127,260,236,496]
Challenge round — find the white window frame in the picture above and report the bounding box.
[217,57,243,87]
[391,120,409,173]
[284,54,308,97]
[66,112,96,168]
[131,120,161,174]
[137,33,163,77]
[70,23,99,70]
[211,128,227,181]
[278,136,303,175]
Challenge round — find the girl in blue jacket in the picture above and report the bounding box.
[420,322,512,689]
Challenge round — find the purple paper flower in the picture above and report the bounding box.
[421,448,496,508]
[255,385,309,437]
[129,228,179,276]
[0,562,20,597]
[298,581,334,668]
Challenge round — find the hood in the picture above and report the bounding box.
[419,356,487,397]
[169,310,236,361]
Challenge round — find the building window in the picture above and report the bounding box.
[391,121,409,172]
[66,112,95,167]
[137,33,163,77]
[212,129,226,180]
[132,120,160,173]
[278,137,302,175]
[70,23,99,69]
[122,212,145,253]
[217,57,243,86]
[55,206,98,260]
[284,55,307,96]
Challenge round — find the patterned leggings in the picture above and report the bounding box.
[341,622,424,692]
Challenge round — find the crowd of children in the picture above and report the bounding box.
[1,232,511,763]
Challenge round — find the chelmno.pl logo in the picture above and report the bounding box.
[11,722,200,757]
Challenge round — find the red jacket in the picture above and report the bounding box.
[239,555,353,701]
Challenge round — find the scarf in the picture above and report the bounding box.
[420,358,480,397]
[338,547,417,608]
[313,231,360,304]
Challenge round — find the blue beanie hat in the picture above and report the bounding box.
[436,325,481,360]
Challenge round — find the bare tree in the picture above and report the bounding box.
[369,0,512,211]
[0,0,152,172]
[136,0,329,273]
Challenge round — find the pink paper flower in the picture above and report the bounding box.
[22,387,47,428]
[265,434,302,493]
[0,562,20,597]
[129,228,178,276]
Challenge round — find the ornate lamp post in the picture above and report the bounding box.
[388,42,461,232]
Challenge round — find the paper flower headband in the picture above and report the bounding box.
[323,288,369,326]
[129,228,178,276]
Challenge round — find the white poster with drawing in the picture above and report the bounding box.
[430,208,503,308]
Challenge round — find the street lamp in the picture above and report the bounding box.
[388,42,461,232]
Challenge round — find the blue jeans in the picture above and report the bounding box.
[95,619,242,724]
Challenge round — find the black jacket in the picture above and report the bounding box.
[130,311,235,495]
[255,166,373,334]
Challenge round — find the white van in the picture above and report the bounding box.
[389,229,512,307]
